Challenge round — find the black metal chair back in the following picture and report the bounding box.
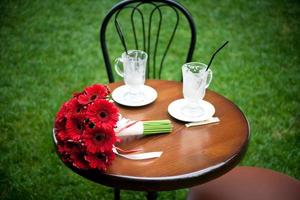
[100,0,196,83]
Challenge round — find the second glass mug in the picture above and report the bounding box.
[182,62,213,117]
[114,50,148,102]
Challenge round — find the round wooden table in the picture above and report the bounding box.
[64,80,250,198]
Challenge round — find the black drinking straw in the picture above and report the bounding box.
[115,20,128,55]
[206,41,229,71]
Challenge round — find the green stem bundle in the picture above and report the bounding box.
[143,120,173,135]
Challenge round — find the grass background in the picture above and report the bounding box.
[0,0,299,199]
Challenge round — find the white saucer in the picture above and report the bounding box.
[112,85,158,107]
[168,99,215,122]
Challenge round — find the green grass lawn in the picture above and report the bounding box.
[1,0,299,199]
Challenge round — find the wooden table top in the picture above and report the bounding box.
[68,80,250,191]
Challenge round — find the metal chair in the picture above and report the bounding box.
[100,0,196,83]
[100,1,196,199]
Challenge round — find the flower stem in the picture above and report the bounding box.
[143,120,173,135]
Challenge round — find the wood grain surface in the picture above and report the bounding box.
[66,80,250,191]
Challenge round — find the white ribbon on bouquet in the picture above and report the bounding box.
[113,117,163,160]
[112,147,162,160]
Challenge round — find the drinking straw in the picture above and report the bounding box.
[115,20,128,55]
[206,41,229,71]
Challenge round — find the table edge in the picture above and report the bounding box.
[53,88,250,191]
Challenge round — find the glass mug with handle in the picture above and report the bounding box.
[114,50,148,103]
[181,62,213,117]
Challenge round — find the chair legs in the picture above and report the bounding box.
[146,191,158,200]
[114,188,120,200]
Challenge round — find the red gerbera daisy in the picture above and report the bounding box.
[57,141,79,163]
[70,151,90,169]
[57,141,90,169]
[83,127,116,153]
[73,91,85,98]
[55,102,69,131]
[86,99,118,130]
[55,102,70,142]
[78,84,110,105]
[85,150,115,171]
[55,129,69,142]
[66,114,86,141]
[68,98,86,114]
[57,140,79,154]
[55,83,118,171]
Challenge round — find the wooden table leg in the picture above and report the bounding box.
[114,188,120,200]
[146,191,158,200]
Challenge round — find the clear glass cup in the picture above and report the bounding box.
[114,50,148,102]
[181,62,213,117]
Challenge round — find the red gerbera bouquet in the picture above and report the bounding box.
[54,84,119,171]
